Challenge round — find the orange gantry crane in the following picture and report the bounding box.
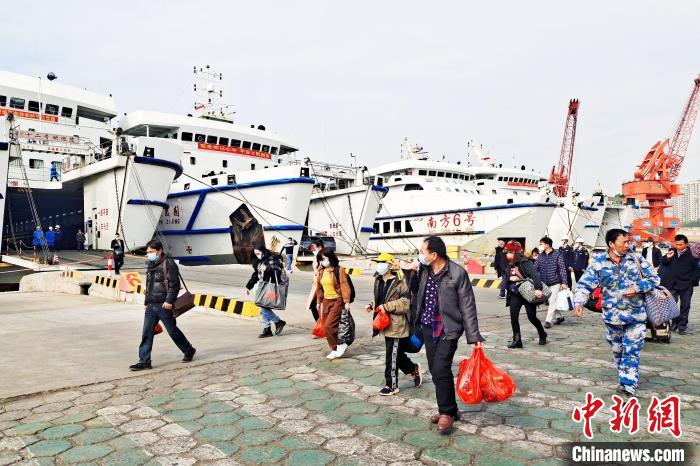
[549,99,580,198]
[622,75,700,243]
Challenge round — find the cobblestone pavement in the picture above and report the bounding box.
[1,303,699,465]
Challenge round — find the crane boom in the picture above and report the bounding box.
[549,99,580,198]
[667,76,700,182]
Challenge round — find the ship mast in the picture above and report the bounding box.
[193,65,235,123]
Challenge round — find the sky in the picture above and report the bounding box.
[3,1,700,195]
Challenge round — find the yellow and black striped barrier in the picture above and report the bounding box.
[193,294,259,317]
[93,275,119,288]
[60,270,83,279]
[470,278,502,289]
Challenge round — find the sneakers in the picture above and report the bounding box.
[379,386,400,396]
[258,327,273,338]
[275,320,287,335]
[129,362,152,371]
[498,294,506,299]
[182,347,196,362]
[544,321,552,329]
[335,343,348,358]
[555,316,566,325]
[413,363,423,388]
[326,351,338,360]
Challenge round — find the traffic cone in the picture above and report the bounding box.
[107,255,114,276]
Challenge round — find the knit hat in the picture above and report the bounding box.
[505,240,523,252]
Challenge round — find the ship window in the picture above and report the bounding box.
[446,172,453,178]
[211,178,219,186]
[29,159,44,169]
[507,198,514,204]
[455,188,460,192]
[251,163,255,170]
[394,177,402,182]
[437,171,445,177]
[513,191,518,195]
[492,190,497,194]
[270,147,278,155]
[394,221,402,233]
[373,222,379,233]
[61,107,72,117]
[222,160,228,168]
[206,135,217,144]
[45,103,59,115]
[418,169,427,176]
[428,170,436,176]
[28,100,40,112]
[0,95,5,106]
[190,157,196,165]
[242,141,252,149]
[219,137,229,146]
[184,183,190,190]
[231,139,241,148]
[10,97,25,109]
[227,174,236,185]
[476,201,482,207]
[195,133,206,142]
[252,143,261,151]
[404,184,424,191]
[383,222,390,233]
[405,220,413,232]
[181,132,193,141]
[526,191,531,195]
[261,145,270,153]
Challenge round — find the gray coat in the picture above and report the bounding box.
[410,260,484,343]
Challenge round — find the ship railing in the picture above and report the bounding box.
[7,165,62,184]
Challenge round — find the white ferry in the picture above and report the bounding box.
[0,71,181,254]
[367,141,558,256]
[118,66,314,265]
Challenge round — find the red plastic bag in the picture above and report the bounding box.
[312,317,326,338]
[372,308,391,331]
[480,352,516,402]
[154,323,163,335]
[456,346,484,404]
[456,346,516,404]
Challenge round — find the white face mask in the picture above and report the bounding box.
[375,263,389,275]
[312,250,319,256]
[539,244,546,252]
[254,251,263,260]
[321,259,330,268]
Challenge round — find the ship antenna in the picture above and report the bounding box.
[193,65,235,122]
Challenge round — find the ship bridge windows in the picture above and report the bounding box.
[28,101,40,112]
[181,132,193,141]
[428,170,436,176]
[76,105,114,122]
[219,137,229,146]
[195,133,206,142]
[252,142,261,151]
[475,174,494,180]
[405,220,413,232]
[206,135,217,144]
[231,139,241,148]
[418,169,427,176]
[262,145,270,153]
[404,184,424,191]
[279,145,297,155]
[0,95,6,107]
[270,147,278,155]
[29,159,44,169]
[437,171,445,177]
[122,124,177,138]
[382,222,390,233]
[45,104,59,115]
[242,141,252,149]
[394,221,402,233]
[10,97,25,109]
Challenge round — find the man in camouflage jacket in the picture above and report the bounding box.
[573,229,660,396]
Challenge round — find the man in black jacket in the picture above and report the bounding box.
[130,240,195,371]
[494,240,507,298]
[641,239,663,269]
[410,236,484,435]
[661,234,699,335]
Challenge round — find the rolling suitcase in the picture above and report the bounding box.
[645,321,671,344]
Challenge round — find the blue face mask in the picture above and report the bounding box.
[147,252,158,262]
[418,253,431,266]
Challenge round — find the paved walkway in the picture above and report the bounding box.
[1,300,698,465]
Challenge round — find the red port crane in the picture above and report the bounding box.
[549,99,580,198]
[622,75,700,243]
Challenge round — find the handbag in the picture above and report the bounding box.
[516,279,552,304]
[555,288,574,311]
[254,271,288,310]
[633,256,679,326]
[163,261,196,318]
[337,309,355,346]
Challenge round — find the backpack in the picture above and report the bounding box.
[333,267,355,303]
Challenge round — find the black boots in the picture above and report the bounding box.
[258,327,273,338]
[539,332,548,345]
[275,320,287,335]
[129,362,152,371]
[507,334,523,349]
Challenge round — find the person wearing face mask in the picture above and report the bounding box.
[246,240,287,338]
[572,238,590,284]
[365,253,423,396]
[305,239,325,322]
[641,238,662,270]
[130,240,196,371]
[573,229,660,397]
[280,237,299,273]
[313,248,352,359]
[530,247,540,262]
[534,237,569,328]
[660,234,699,335]
[504,240,547,348]
[559,236,575,288]
[409,236,484,434]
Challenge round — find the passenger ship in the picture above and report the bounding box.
[0,71,181,254]
[119,66,314,265]
[367,141,558,256]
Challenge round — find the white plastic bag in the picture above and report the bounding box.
[556,288,574,311]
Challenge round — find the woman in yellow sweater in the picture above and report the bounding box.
[314,248,352,360]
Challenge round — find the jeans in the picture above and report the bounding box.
[260,306,281,329]
[139,303,193,363]
[544,283,564,323]
[671,287,694,331]
[384,337,417,389]
[422,327,459,417]
[286,254,294,271]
